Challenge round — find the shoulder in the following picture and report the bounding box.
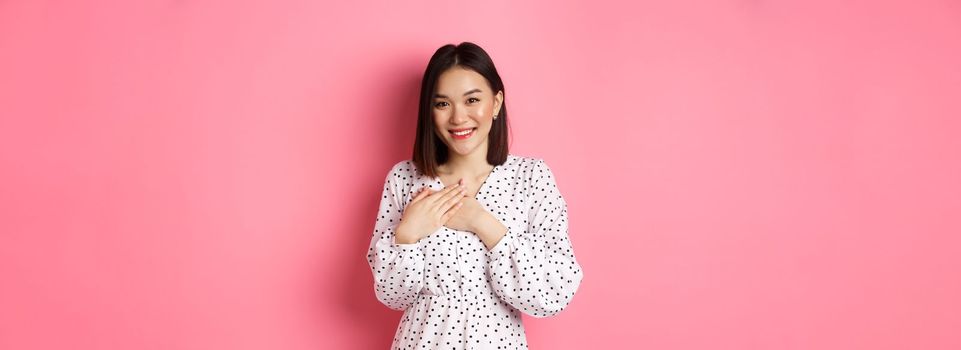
[388,159,416,175]
[383,159,421,185]
[502,153,555,183]
[506,154,565,205]
[505,153,539,169]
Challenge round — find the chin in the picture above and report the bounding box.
[447,141,481,156]
[448,145,474,156]
[442,130,488,156]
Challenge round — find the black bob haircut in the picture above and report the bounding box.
[412,41,510,179]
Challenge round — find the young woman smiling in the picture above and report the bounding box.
[367,42,583,349]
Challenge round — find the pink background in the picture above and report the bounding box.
[2,1,960,349]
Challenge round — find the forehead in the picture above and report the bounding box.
[434,67,488,94]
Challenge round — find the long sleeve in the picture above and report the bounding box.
[366,164,425,311]
[485,159,584,318]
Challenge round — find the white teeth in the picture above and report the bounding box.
[452,128,474,136]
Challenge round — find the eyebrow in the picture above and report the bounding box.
[433,88,483,99]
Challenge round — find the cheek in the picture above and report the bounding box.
[432,111,447,125]
[476,103,492,114]
[479,103,495,118]
[432,115,450,137]
[467,109,487,120]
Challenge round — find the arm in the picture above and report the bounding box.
[366,165,425,311]
[485,159,584,318]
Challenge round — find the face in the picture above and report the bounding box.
[432,67,504,158]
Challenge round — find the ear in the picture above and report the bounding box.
[493,90,504,116]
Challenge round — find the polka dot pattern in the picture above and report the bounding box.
[367,154,584,349]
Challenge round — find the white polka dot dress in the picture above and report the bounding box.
[367,154,584,349]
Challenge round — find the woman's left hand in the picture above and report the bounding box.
[444,193,487,233]
[445,178,508,250]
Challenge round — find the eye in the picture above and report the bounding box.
[467,97,480,104]
[434,101,448,108]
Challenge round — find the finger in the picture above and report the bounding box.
[438,187,467,213]
[411,187,431,202]
[425,182,460,204]
[441,201,464,223]
[432,183,465,210]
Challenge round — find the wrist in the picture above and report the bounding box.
[394,223,419,244]
[467,213,489,233]
[472,214,506,243]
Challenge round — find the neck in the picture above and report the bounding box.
[441,145,493,179]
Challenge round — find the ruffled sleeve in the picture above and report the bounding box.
[366,163,425,311]
[486,158,584,318]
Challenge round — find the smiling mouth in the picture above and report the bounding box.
[449,128,476,140]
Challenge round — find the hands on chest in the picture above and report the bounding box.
[394,178,507,249]
[444,178,485,232]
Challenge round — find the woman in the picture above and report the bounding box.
[366,42,584,349]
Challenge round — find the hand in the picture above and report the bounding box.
[443,194,487,233]
[446,187,507,250]
[394,182,468,244]
[436,178,508,250]
[445,177,496,233]
[442,178,481,232]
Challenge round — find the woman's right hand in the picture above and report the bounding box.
[394,182,467,244]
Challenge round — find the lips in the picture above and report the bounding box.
[449,127,476,140]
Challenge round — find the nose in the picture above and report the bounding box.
[450,105,469,125]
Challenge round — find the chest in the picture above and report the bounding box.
[428,173,532,229]
[436,174,485,197]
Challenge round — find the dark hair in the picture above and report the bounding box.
[412,42,510,179]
